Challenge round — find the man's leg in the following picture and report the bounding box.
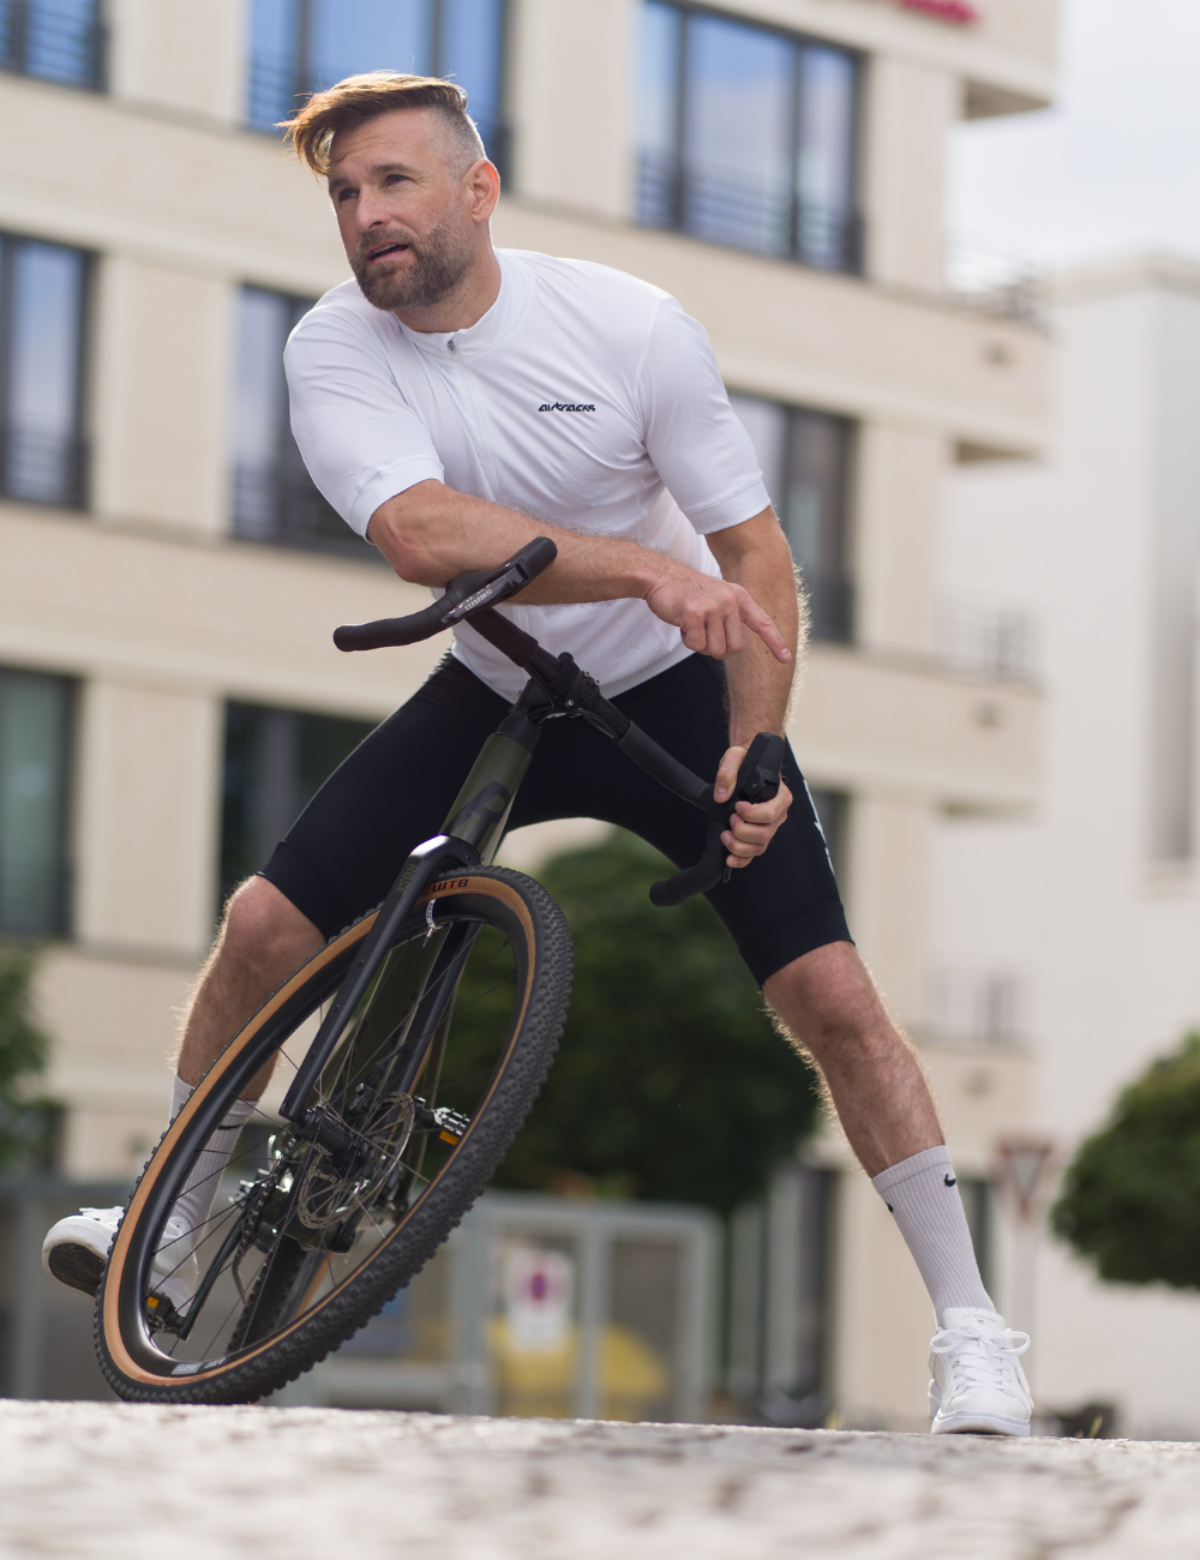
[41,878,325,1301]
[765,941,1032,1435]
[175,876,325,1090]
[763,941,940,1176]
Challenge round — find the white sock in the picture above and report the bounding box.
[872,1145,994,1326]
[166,1076,255,1255]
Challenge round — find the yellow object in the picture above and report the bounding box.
[486,1319,670,1421]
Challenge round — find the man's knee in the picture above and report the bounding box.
[221,876,323,972]
[765,940,895,1059]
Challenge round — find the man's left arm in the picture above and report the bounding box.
[706,507,804,870]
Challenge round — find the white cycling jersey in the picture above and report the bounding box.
[285,248,770,700]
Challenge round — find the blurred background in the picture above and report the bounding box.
[2,0,1199,1439]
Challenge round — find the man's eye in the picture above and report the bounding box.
[337,188,357,203]
[384,173,407,186]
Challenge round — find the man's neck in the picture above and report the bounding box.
[394,246,503,335]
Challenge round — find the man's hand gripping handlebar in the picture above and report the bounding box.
[334,540,785,906]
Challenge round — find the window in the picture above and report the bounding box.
[729,394,854,642]
[246,0,508,170]
[637,3,860,272]
[807,786,848,885]
[0,235,89,509]
[0,0,104,90]
[959,1176,993,1292]
[0,668,72,938]
[219,702,375,909]
[231,285,372,554]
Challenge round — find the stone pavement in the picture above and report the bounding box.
[2,1401,1199,1558]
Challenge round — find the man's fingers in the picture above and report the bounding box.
[714,745,746,803]
[738,595,791,663]
[735,798,787,826]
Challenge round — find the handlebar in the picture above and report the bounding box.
[640,731,785,907]
[333,536,558,652]
[333,539,786,906]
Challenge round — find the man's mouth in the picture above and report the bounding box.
[366,241,409,263]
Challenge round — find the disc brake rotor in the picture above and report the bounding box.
[294,1091,417,1231]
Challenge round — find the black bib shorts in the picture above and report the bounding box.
[261,651,852,989]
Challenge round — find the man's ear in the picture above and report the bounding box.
[467,160,501,223]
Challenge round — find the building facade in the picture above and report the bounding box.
[935,254,1200,1439]
[0,0,1055,1424]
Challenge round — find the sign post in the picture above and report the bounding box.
[991,1135,1057,1371]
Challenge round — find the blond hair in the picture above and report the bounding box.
[282,72,487,178]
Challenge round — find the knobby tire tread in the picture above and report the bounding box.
[94,868,571,1405]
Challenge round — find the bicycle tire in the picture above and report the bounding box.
[95,866,572,1404]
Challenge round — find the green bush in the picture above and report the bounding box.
[0,943,57,1173]
[493,831,821,1214]
[1051,1031,1200,1289]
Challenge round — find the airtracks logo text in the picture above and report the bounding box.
[538,401,596,413]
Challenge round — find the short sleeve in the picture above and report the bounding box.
[636,297,771,535]
[285,303,444,538]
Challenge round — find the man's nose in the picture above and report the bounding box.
[354,188,392,230]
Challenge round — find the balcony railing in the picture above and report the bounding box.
[233,463,377,559]
[0,0,104,90]
[0,426,87,509]
[923,968,1029,1051]
[938,597,1040,686]
[945,236,1044,327]
[637,151,863,276]
[245,50,510,178]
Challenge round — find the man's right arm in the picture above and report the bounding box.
[367,480,791,666]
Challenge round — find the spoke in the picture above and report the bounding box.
[126,905,530,1378]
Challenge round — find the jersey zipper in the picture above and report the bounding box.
[447,338,503,503]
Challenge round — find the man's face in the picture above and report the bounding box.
[328,108,480,313]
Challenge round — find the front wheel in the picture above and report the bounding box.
[95,866,572,1404]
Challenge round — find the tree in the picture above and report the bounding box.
[1051,1031,1200,1289]
[0,943,57,1173]
[492,831,821,1214]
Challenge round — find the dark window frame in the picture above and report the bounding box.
[230,282,379,562]
[0,0,107,93]
[959,1176,994,1294]
[0,664,75,940]
[637,1,864,275]
[244,0,513,180]
[218,699,376,914]
[729,391,857,644]
[0,230,93,513]
[807,785,849,887]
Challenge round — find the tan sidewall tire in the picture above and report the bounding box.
[96,868,571,1404]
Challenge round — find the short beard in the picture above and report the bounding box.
[353,212,475,313]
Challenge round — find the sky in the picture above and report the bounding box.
[949,0,1200,270]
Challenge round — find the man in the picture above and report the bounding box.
[44,73,1031,1435]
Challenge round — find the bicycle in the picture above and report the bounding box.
[95,538,784,1404]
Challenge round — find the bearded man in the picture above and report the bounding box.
[44,73,1032,1437]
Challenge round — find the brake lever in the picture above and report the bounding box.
[443,537,558,622]
[333,537,558,654]
[649,732,786,907]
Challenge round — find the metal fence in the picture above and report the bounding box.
[0,1181,719,1421]
[278,1192,720,1423]
[0,1178,129,1401]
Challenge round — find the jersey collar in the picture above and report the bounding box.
[395,250,530,360]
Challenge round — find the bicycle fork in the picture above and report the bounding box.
[277,703,543,1137]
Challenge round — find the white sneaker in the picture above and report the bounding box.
[41,1206,199,1317]
[929,1306,1033,1436]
